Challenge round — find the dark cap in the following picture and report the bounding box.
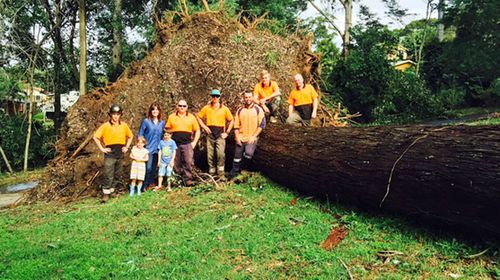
[109,104,122,114]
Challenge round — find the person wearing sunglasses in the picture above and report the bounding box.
[166,100,200,186]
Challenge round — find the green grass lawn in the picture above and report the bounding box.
[1,174,498,279]
[467,117,500,126]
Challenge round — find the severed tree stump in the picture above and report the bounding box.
[254,124,500,237]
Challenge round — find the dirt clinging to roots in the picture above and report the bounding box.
[28,13,321,202]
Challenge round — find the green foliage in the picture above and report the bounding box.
[374,71,444,123]
[0,113,55,172]
[264,50,280,69]
[0,69,22,99]
[237,0,307,30]
[329,24,398,122]
[395,18,439,59]
[439,0,500,105]
[0,174,497,278]
[436,88,466,109]
[330,22,443,123]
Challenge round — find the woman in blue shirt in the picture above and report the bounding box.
[138,102,165,190]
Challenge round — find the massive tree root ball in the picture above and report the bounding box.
[28,13,321,202]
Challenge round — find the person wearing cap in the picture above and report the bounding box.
[286,74,319,126]
[93,104,133,202]
[253,70,281,123]
[229,92,266,178]
[196,89,234,179]
[166,99,200,186]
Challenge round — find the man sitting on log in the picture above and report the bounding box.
[229,92,266,178]
[253,70,281,123]
[286,74,319,126]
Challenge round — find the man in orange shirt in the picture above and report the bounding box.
[197,89,234,179]
[93,104,133,202]
[286,74,319,126]
[166,99,200,186]
[229,92,266,178]
[253,70,281,123]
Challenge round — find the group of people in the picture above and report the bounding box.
[92,71,319,202]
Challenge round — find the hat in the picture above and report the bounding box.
[109,104,122,114]
[210,89,221,96]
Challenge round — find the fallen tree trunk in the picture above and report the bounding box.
[254,124,500,237]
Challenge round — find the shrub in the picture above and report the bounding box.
[0,113,55,171]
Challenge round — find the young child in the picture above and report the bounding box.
[129,136,149,196]
[156,129,177,191]
[93,104,133,202]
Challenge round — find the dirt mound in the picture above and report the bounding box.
[28,13,320,202]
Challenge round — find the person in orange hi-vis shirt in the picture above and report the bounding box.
[286,74,319,126]
[253,70,281,123]
[196,89,234,180]
[166,99,200,187]
[229,92,266,178]
[93,104,133,202]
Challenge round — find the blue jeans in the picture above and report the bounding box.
[143,152,158,188]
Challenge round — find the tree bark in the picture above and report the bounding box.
[111,0,123,81]
[437,0,444,42]
[416,0,434,76]
[254,125,500,237]
[79,0,87,96]
[53,49,62,132]
[342,0,352,59]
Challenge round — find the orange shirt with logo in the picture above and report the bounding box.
[234,105,265,142]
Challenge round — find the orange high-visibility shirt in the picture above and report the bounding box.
[253,81,279,100]
[166,112,200,144]
[94,121,133,146]
[234,105,265,142]
[288,84,319,106]
[198,104,233,127]
[166,113,200,132]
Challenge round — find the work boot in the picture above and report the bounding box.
[219,174,228,182]
[101,194,110,203]
[227,169,239,180]
[209,168,216,176]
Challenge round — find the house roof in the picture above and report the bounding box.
[392,60,416,67]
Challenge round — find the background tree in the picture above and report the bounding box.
[440,0,499,106]
[307,0,353,59]
[79,0,87,95]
